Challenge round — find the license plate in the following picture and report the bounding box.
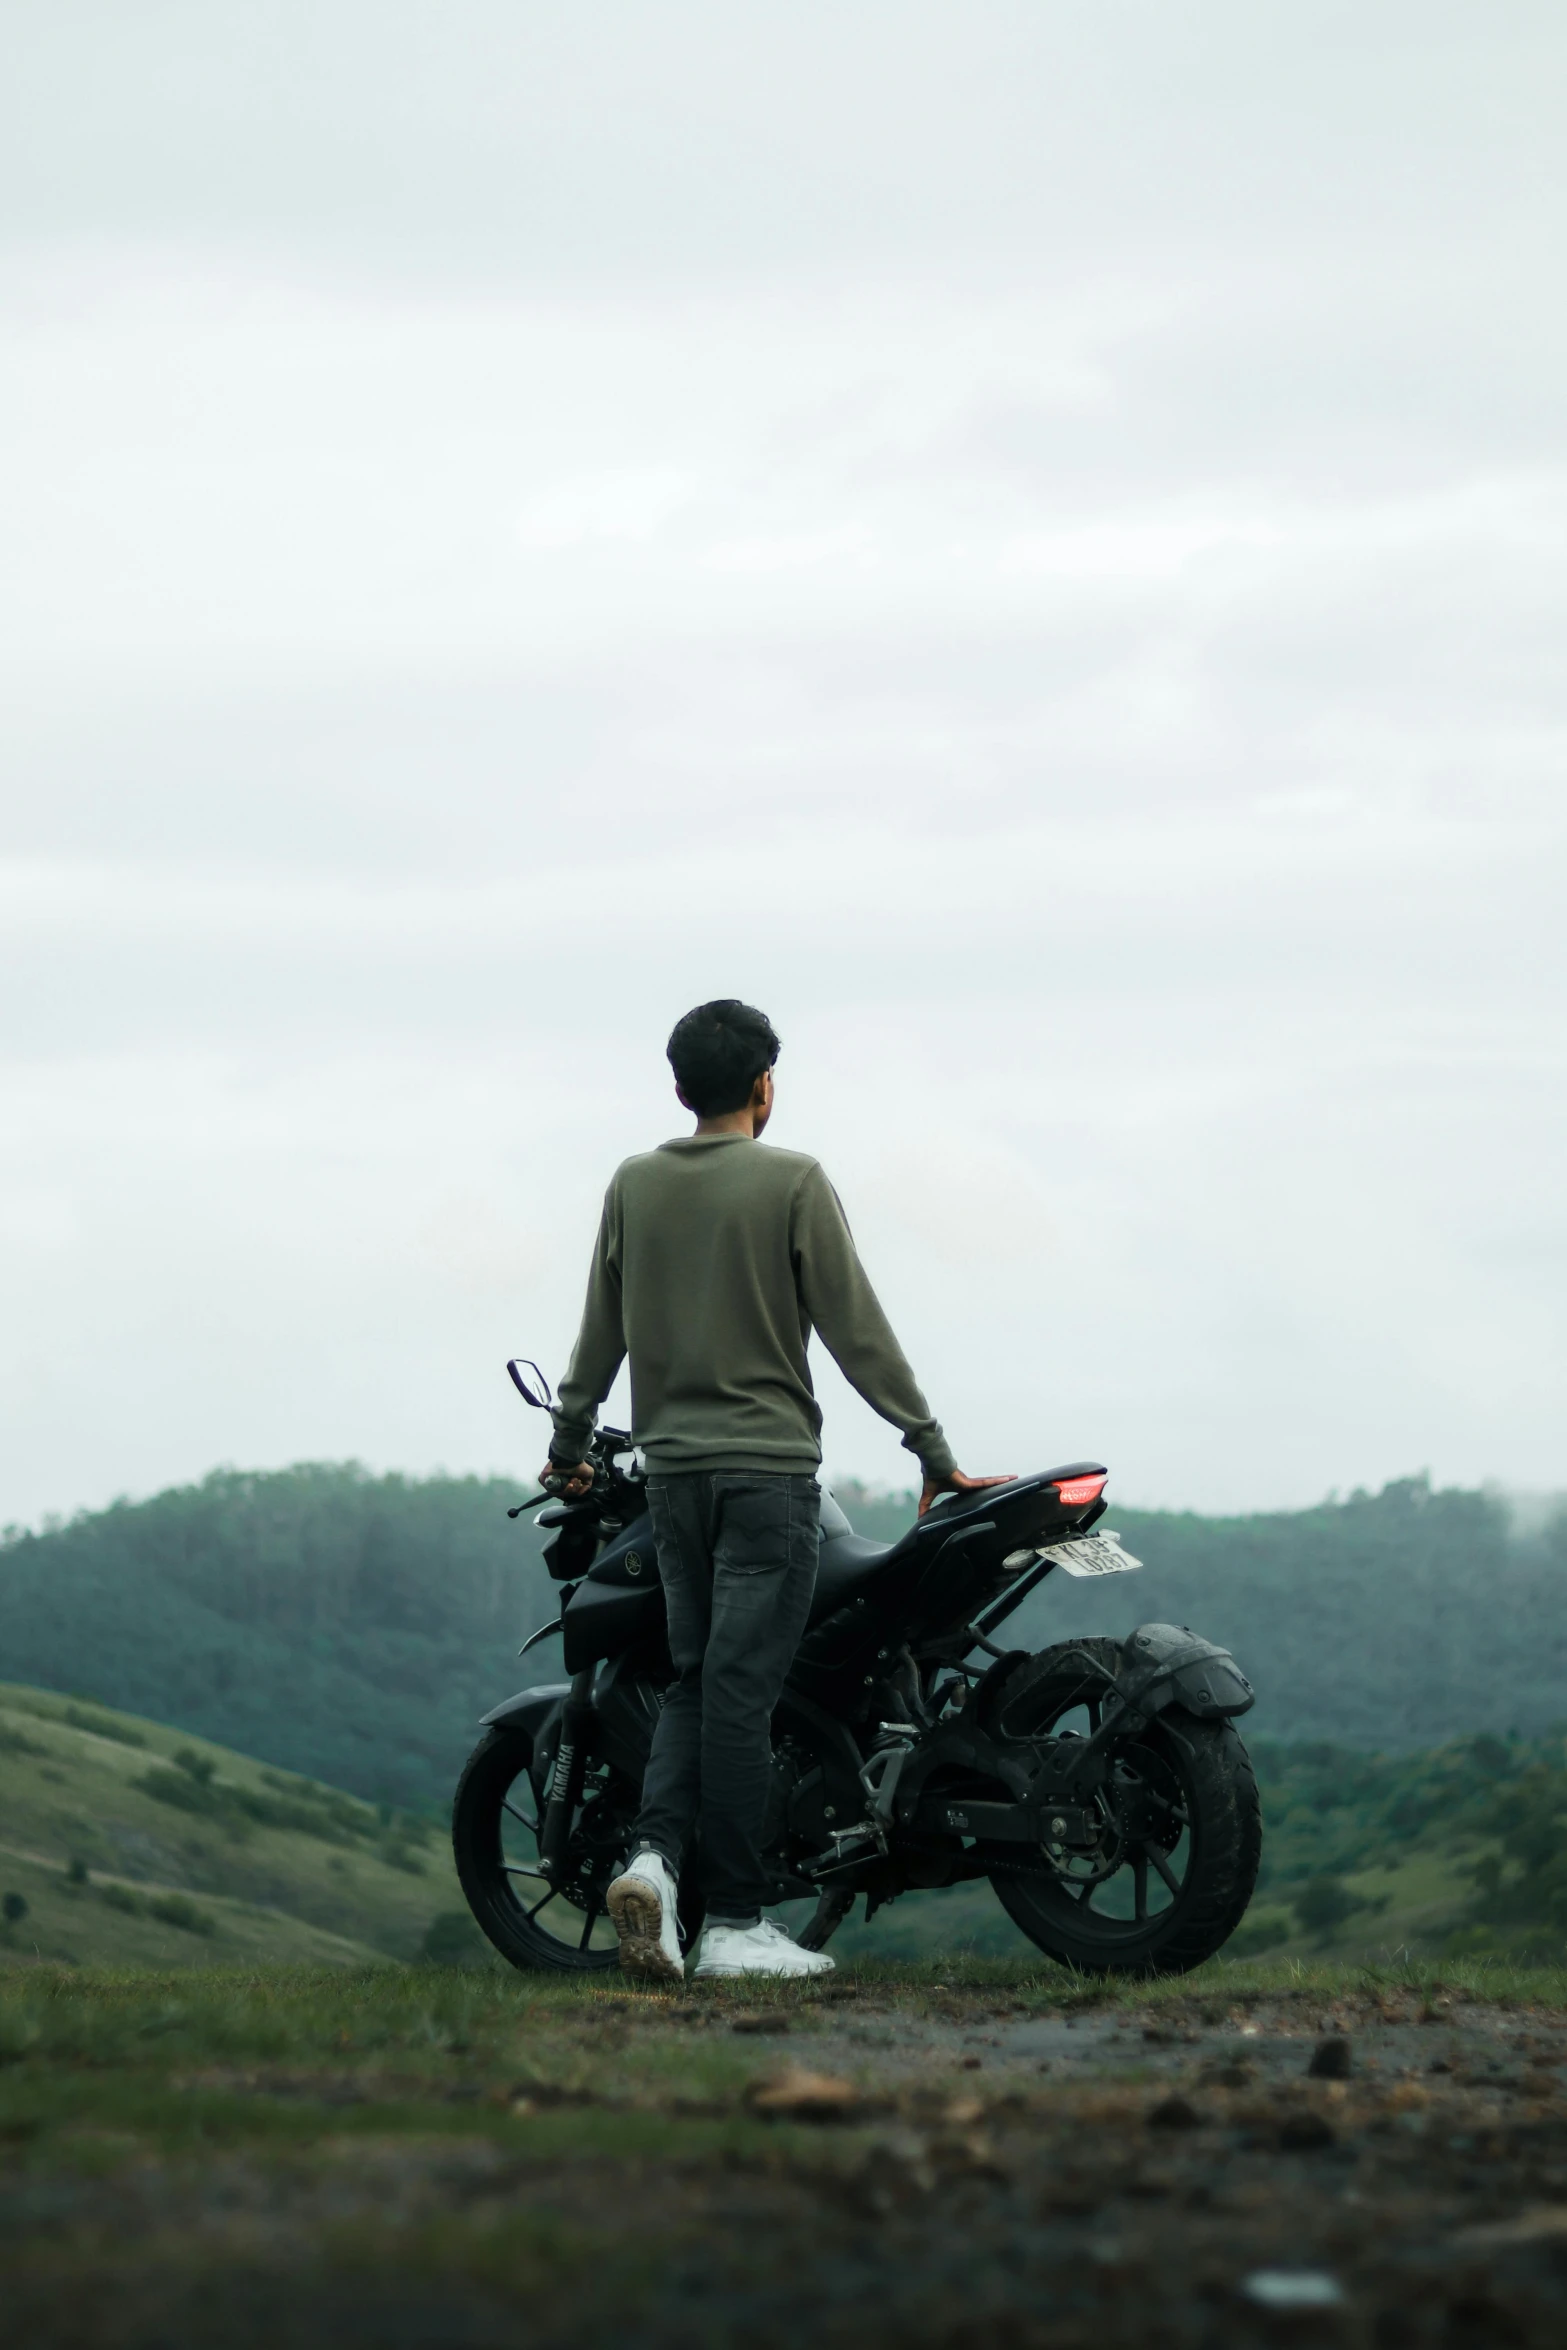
[1038,1531,1143,1578]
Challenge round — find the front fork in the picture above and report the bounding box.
[538,1667,594,1877]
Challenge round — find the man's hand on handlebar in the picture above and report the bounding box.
[538,1458,594,1500]
[918,1467,1015,1519]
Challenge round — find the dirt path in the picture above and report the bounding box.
[7,1975,1567,2346]
[727,1976,1567,2087]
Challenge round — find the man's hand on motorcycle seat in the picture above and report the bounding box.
[918,1468,1015,1519]
[539,1458,594,1499]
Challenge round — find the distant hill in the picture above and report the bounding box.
[0,1682,470,1970]
[0,1465,554,1814]
[840,1473,1567,1752]
[2,1463,1563,1818]
[4,1673,1558,1975]
[830,1722,1567,1966]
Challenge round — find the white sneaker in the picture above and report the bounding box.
[693,1917,836,1979]
[606,1850,684,1984]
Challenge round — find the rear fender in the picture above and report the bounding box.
[1118,1623,1254,1720]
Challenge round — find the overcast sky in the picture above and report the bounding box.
[2,3,1563,1524]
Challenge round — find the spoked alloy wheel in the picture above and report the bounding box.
[452,1726,627,1972]
[986,1637,1261,1978]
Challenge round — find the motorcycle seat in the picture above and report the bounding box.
[808,1489,906,1624]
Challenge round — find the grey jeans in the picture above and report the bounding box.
[633,1470,820,1927]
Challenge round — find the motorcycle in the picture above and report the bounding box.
[452,1359,1262,1977]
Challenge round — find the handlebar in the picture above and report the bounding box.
[506,1425,643,1522]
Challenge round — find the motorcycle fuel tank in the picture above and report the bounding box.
[560,1510,663,1671]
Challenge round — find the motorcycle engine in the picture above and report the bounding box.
[766,1734,859,1856]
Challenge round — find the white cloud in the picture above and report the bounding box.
[1,5,1564,1521]
[517,468,691,550]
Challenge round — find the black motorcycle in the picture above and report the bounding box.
[453,1360,1262,1977]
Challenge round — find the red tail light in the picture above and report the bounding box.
[1053,1474,1107,1508]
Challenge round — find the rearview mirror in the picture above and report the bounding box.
[505,1358,555,1410]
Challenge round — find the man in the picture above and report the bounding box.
[543,999,1008,1981]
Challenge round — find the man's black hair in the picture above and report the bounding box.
[667,1000,781,1117]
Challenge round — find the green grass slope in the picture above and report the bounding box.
[1222,1731,1567,1965]
[5,1677,1566,1979]
[0,1685,469,1972]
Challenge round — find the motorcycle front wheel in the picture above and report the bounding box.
[451,1725,628,1973]
[986,1637,1261,1978]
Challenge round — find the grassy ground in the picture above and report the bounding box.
[0,1685,467,1969]
[8,1954,1567,2345]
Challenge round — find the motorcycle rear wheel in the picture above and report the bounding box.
[986,1637,1261,1978]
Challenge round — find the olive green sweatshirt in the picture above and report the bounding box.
[548,1134,955,1481]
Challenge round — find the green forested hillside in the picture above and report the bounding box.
[0,1683,468,1969]
[0,1467,554,1814]
[1,1464,1562,1819]
[821,1724,1567,1965]
[843,1474,1567,1751]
